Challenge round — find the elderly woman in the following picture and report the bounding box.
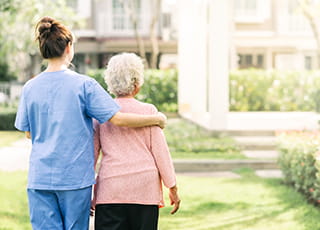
[92,53,180,230]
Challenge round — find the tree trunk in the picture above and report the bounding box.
[299,0,320,68]
[149,0,161,69]
[119,0,148,67]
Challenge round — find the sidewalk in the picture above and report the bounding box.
[0,138,282,178]
[0,138,31,171]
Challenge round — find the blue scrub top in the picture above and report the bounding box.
[15,69,120,190]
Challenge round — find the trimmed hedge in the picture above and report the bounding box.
[87,69,178,112]
[229,69,320,112]
[0,110,16,130]
[277,131,320,204]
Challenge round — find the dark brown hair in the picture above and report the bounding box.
[35,16,73,59]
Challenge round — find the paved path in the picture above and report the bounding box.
[0,138,282,179]
[0,138,31,171]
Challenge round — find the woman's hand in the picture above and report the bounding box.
[25,131,31,139]
[90,200,95,216]
[169,186,181,214]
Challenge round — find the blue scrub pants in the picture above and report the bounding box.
[27,186,92,230]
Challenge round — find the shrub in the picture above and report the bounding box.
[0,62,16,82]
[87,69,178,112]
[277,131,320,204]
[0,108,17,130]
[137,69,177,112]
[229,69,320,111]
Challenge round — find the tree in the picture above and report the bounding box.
[119,0,162,69]
[298,0,320,68]
[119,0,148,67]
[0,0,82,81]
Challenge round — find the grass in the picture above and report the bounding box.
[159,169,320,230]
[1,170,320,230]
[164,119,245,159]
[0,131,24,147]
[0,171,30,230]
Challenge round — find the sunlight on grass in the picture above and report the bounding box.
[159,171,320,230]
[0,131,25,147]
[1,170,320,230]
[0,171,30,230]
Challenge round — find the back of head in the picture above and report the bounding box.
[105,53,144,97]
[35,16,73,59]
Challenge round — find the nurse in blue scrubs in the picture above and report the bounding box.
[15,16,166,230]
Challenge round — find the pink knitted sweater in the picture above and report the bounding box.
[93,98,176,207]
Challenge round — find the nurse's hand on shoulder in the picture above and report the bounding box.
[158,112,167,129]
[169,185,181,215]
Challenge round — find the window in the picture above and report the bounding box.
[278,0,311,34]
[234,0,270,22]
[238,54,265,69]
[162,13,171,28]
[235,0,257,17]
[66,0,77,9]
[112,0,141,31]
[305,56,312,70]
[257,55,264,68]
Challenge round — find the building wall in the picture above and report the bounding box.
[234,0,318,70]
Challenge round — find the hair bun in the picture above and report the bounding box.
[38,16,54,34]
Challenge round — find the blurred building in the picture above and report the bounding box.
[234,0,317,70]
[70,0,318,72]
[70,0,178,73]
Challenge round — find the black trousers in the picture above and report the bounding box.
[94,203,159,230]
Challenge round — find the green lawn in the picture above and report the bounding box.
[0,131,24,147]
[159,169,320,230]
[0,171,30,230]
[1,170,320,230]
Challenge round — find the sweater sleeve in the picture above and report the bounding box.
[149,106,176,188]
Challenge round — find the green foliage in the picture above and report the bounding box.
[137,69,178,112]
[0,0,82,78]
[86,69,108,91]
[0,62,16,81]
[164,119,243,159]
[87,69,178,112]
[229,69,320,111]
[277,131,320,204]
[0,109,17,130]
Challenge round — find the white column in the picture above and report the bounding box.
[207,0,230,130]
[178,0,231,131]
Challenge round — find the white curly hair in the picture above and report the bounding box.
[104,53,144,97]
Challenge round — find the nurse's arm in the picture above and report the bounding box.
[25,131,31,139]
[109,111,167,129]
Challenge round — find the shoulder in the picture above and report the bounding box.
[66,70,95,83]
[136,100,158,115]
[64,70,102,91]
